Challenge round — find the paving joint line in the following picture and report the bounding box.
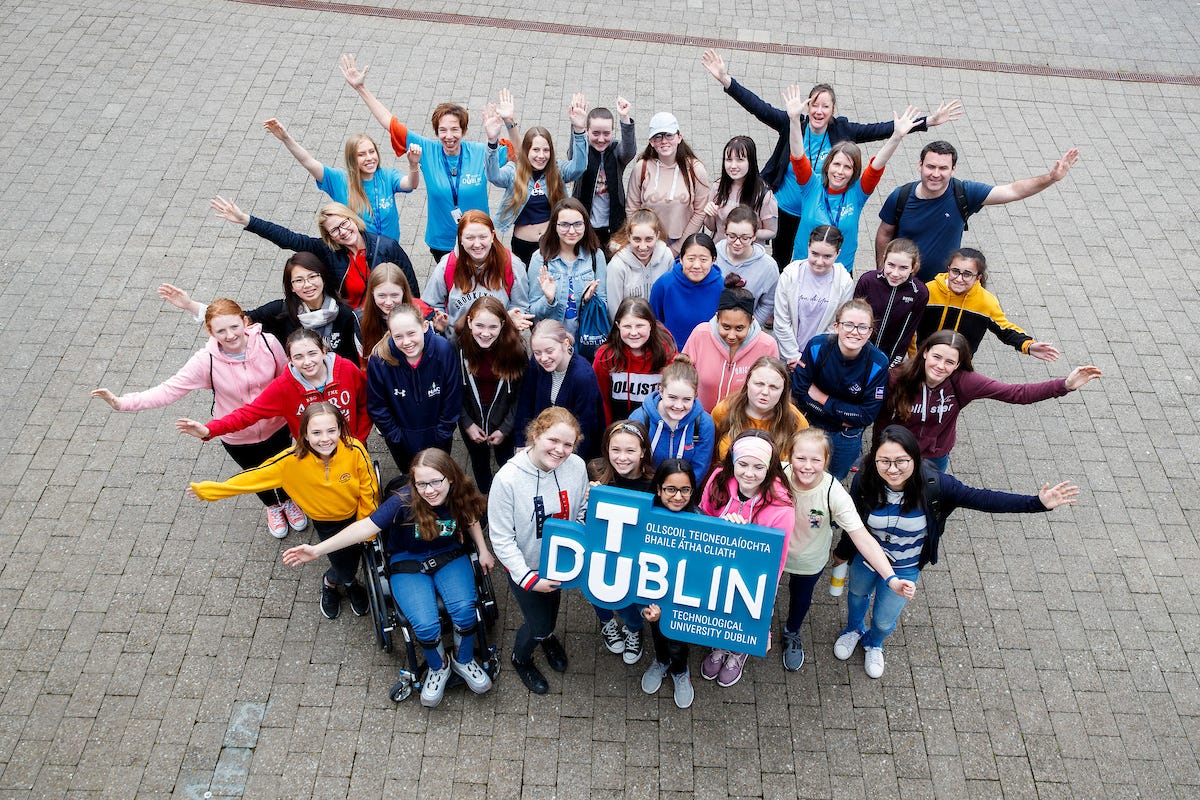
[228,0,1200,86]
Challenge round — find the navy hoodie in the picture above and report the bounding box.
[791,333,889,431]
[513,353,605,459]
[649,262,724,348]
[366,328,461,451]
[628,390,716,480]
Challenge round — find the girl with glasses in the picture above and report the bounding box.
[283,448,496,708]
[525,199,609,339]
[837,425,1078,679]
[713,206,779,326]
[626,112,711,255]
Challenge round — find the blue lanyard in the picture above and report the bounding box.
[822,191,848,225]
[805,129,829,169]
[443,151,463,206]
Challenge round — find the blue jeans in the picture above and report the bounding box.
[842,555,921,649]
[388,554,479,661]
[592,603,645,633]
[822,426,865,480]
[927,453,950,472]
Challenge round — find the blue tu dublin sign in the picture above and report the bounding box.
[540,485,785,656]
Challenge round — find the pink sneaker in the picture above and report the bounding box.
[281,499,308,531]
[265,504,288,539]
[717,652,748,687]
[701,648,728,681]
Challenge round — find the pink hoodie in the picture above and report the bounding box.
[699,471,794,575]
[115,323,289,445]
[681,319,779,412]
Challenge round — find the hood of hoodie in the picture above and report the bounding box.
[287,351,338,390]
[612,240,674,274]
[636,389,705,433]
[205,321,271,364]
[715,239,770,274]
[705,316,764,357]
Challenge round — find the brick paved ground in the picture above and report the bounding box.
[1,1,1198,797]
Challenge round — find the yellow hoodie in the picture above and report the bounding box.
[910,272,1033,357]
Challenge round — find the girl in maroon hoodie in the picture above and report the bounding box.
[592,297,677,424]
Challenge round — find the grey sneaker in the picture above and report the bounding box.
[450,657,493,694]
[782,629,805,671]
[833,630,862,661]
[672,669,695,709]
[621,627,643,665]
[600,618,624,654]
[641,661,668,694]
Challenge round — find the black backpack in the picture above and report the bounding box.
[893,178,974,231]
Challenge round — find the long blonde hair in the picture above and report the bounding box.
[344,133,383,222]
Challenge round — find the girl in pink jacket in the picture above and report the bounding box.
[697,431,795,688]
[681,274,779,412]
[91,299,304,539]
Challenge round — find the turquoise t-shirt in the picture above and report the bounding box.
[316,166,410,242]
[791,177,872,272]
[407,133,495,251]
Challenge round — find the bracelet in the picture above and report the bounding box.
[885,575,899,585]
[505,121,518,129]
[487,141,499,150]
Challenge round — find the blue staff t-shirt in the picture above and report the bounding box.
[878,180,992,281]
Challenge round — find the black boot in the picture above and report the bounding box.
[540,634,568,673]
[510,654,548,694]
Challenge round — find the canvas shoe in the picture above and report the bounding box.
[864,646,885,679]
[621,627,643,665]
[833,630,862,661]
[641,661,668,695]
[600,618,624,654]
[701,648,728,681]
[281,499,308,531]
[265,504,288,539]
[716,652,749,687]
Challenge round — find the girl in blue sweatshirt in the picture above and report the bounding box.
[367,304,462,471]
[628,354,715,480]
[649,233,724,347]
[513,320,605,460]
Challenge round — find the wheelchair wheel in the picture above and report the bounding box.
[474,559,500,629]
[389,675,414,703]
[361,543,393,653]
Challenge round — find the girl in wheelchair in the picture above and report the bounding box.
[283,448,496,708]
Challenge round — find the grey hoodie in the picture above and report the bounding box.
[605,240,675,321]
[487,449,589,589]
[715,239,779,326]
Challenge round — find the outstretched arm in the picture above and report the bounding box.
[158,283,206,319]
[984,148,1080,206]
[926,99,964,128]
[340,53,393,131]
[870,106,921,170]
[282,516,382,566]
[263,118,324,182]
[700,49,733,90]
[495,88,521,149]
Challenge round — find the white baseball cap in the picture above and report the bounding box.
[647,112,680,138]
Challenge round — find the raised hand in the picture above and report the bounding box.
[1065,365,1102,390]
[507,307,534,332]
[782,85,810,120]
[893,105,922,137]
[176,418,211,439]
[701,49,732,89]
[568,93,588,132]
[496,88,516,125]
[405,143,422,168]
[537,266,556,304]
[615,95,632,121]
[928,98,964,127]
[1038,481,1080,510]
[157,283,194,311]
[1050,148,1081,182]
[483,103,504,143]
[263,118,288,141]
[210,196,249,227]
[581,279,599,303]
[90,388,121,410]
[339,53,368,90]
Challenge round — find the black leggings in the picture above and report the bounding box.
[510,236,540,267]
[773,208,802,271]
[313,516,361,586]
[508,577,562,663]
[649,618,689,676]
[221,426,293,506]
[462,432,515,495]
[784,570,824,632]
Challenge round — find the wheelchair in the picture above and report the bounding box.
[359,469,502,703]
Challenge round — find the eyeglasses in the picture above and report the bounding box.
[660,485,693,496]
[875,457,913,470]
[649,132,676,143]
[948,267,978,280]
[838,322,872,334]
[290,274,322,288]
[414,476,448,491]
[327,219,355,237]
[556,221,586,232]
[726,233,754,243]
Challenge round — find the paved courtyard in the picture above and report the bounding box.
[1,0,1199,797]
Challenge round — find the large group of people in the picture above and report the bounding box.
[92,51,1097,709]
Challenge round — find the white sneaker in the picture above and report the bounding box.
[641,661,668,694]
[829,562,848,597]
[421,663,451,707]
[600,618,624,654]
[265,504,288,538]
[864,646,885,679]
[833,630,862,661]
[450,657,493,694]
[281,499,308,531]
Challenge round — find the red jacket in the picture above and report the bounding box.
[206,354,370,442]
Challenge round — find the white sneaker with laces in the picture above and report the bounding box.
[833,630,862,661]
[864,646,885,679]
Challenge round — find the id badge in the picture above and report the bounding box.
[450,207,463,223]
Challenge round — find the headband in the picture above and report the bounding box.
[718,287,755,319]
[731,436,773,466]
